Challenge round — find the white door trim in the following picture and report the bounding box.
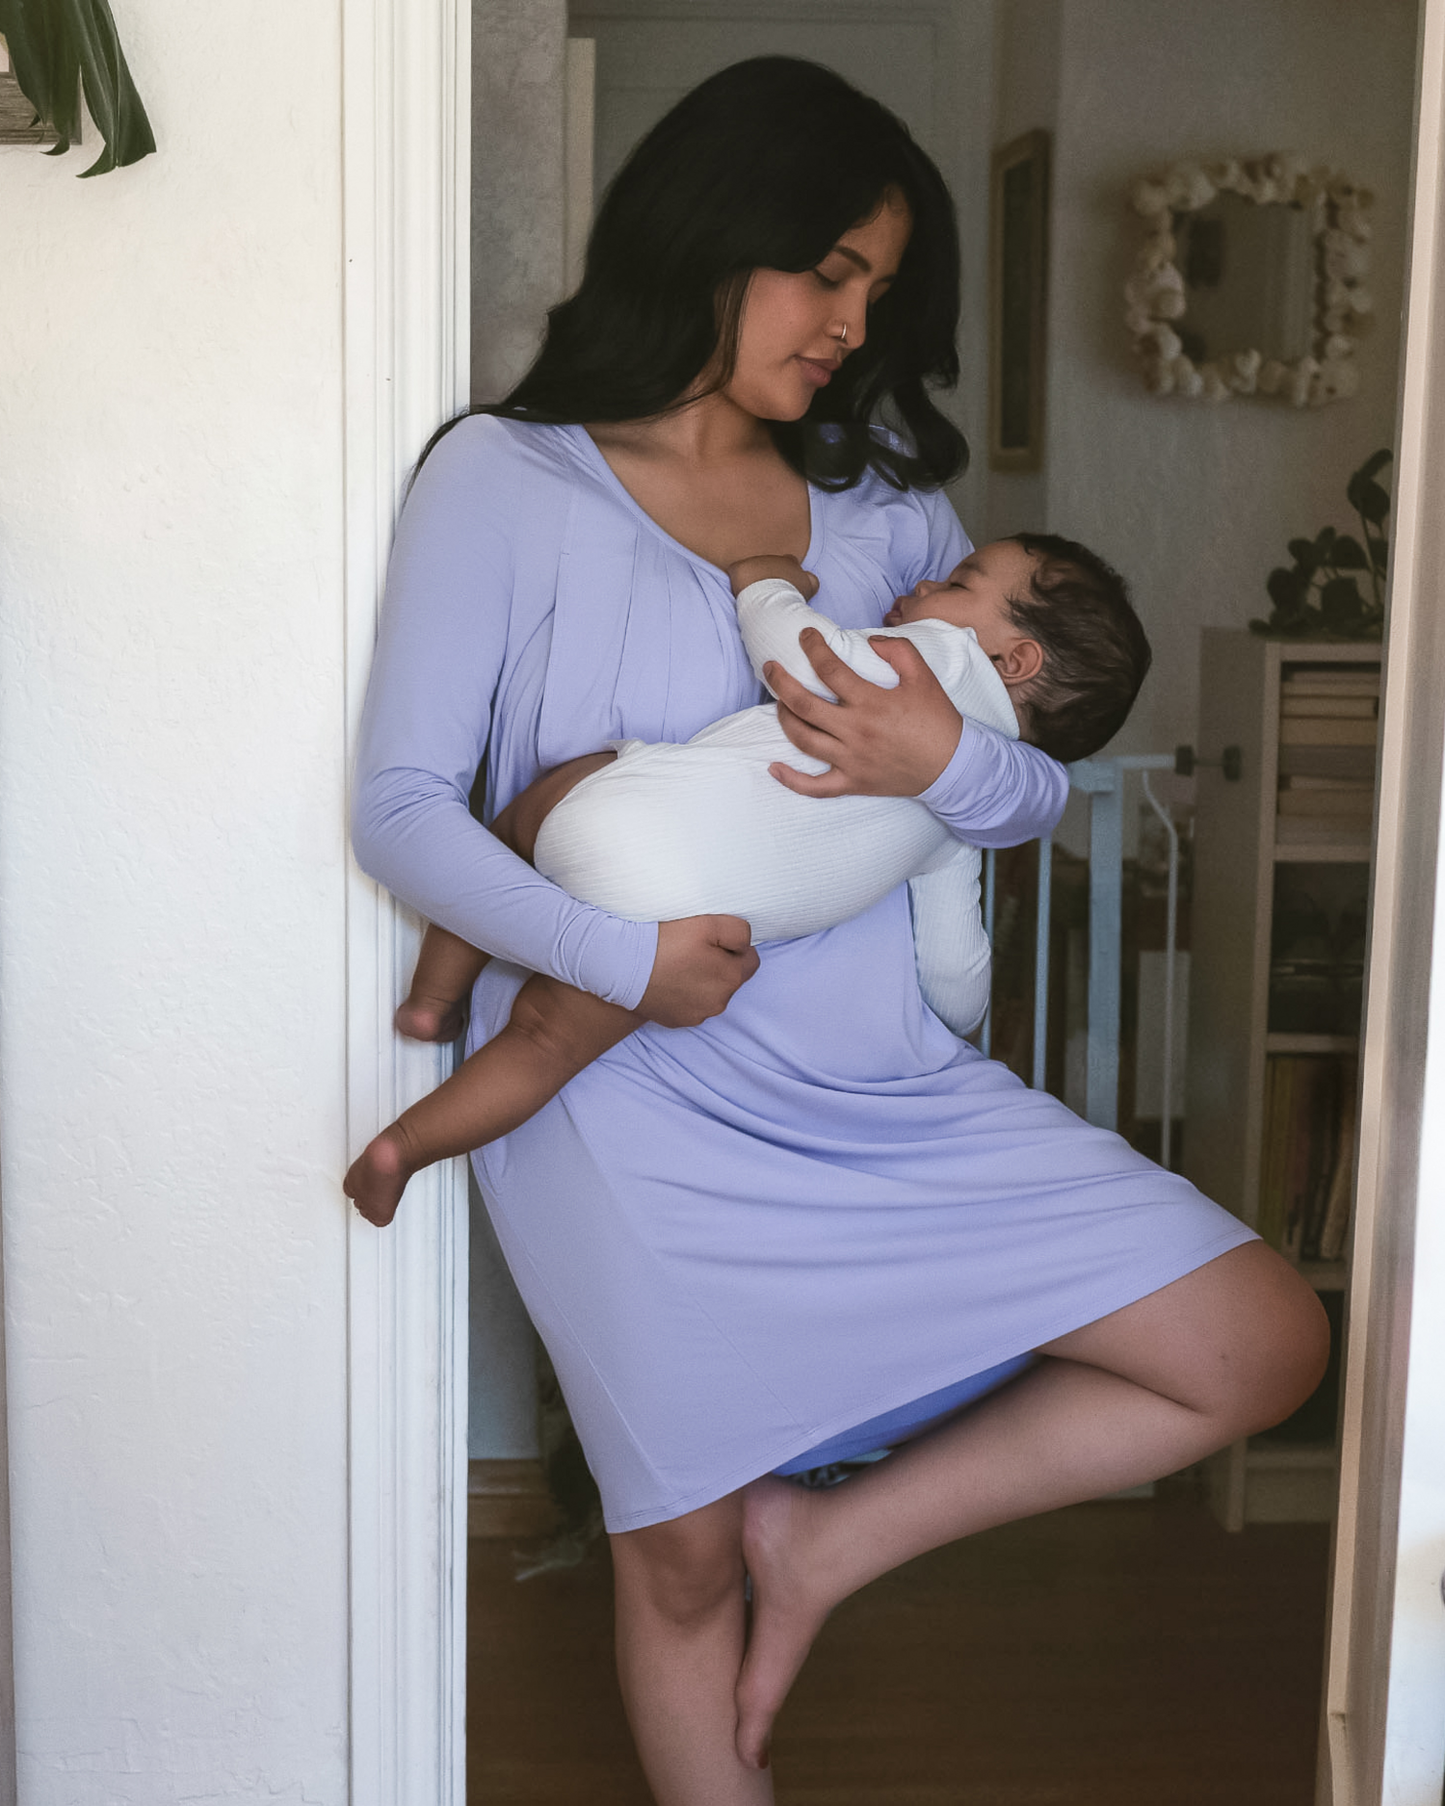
[342,0,471,1800]
[1323,2,1445,1800]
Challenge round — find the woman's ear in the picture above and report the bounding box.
[993,635,1045,688]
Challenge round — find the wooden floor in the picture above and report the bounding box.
[467,1488,1330,1805]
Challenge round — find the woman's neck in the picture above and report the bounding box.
[588,389,775,469]
[583,391,810,570]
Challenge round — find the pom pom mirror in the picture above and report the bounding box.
[1125,155,1373,406]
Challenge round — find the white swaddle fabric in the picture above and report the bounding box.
[533,578,1020,1036]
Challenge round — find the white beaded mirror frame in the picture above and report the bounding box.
[1125,154,1374,407]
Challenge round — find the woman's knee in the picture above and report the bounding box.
[1241,1253,1332,1429]
[1190,1242,1332,1434]
[611,1499,746,1630]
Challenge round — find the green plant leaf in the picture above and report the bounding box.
[1319,576,1365,630]
[1267,566,1307,612]
[1331,535,1369,570]
[0,0,154,174]
[1350,480,1390,525]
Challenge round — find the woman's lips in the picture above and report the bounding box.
[796,357,837,387]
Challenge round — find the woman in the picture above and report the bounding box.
[353,58,1327,1802]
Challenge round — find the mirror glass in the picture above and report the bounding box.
[1173,193,1316,366]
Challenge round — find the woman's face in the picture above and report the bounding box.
[724,190,913,422]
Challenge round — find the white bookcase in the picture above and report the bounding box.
[1184,631,1380,1531]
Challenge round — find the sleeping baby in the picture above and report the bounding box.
[345,531,1150,1226]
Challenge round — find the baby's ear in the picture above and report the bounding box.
[995,636,1046,687]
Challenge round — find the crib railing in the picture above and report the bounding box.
[981,755,1182,1163]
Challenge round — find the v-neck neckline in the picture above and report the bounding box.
[565,424,823,584]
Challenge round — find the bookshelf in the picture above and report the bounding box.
[1184,631,1379,1531]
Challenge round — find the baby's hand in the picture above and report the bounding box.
[727,554,820,602]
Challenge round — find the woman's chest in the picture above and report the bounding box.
[488,482,909,790]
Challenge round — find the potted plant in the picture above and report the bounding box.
[1252,449,1393,640]
[0,0,153,175]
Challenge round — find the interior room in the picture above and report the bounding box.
[462,1,1420,1798]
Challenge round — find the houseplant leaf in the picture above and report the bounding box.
[1330,535,1369,570]
[1319,576,1366,632]
[0,0,154,174]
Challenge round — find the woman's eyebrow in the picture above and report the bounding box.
[830,245,873,273]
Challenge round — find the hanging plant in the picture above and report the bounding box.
[1251,449,1392,641]
[0,0,154,175]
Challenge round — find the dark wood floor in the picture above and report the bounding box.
[467,1489,1330,1805]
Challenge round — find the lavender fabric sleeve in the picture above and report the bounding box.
[918,719,1069,849]
[350,426,657,1009]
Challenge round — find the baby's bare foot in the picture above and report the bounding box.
[395,993,467,1043]
[735,1476,836,1770]
[344,1128,418,1228]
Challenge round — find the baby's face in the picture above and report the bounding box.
[884,540,1039,665]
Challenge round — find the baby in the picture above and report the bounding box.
[345,532,1150,1226]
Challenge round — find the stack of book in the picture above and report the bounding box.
[1258,1054,1358,1262]
[1277,669,1379,843]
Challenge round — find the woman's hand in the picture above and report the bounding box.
[638,916,760,1027]
[766,629,963,797]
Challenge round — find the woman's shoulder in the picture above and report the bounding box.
[416,412,585,496]
[820,460,969,587]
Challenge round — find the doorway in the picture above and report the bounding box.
[438,2,1445,1801]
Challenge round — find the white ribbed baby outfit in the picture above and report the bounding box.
[532,577,1019,1036]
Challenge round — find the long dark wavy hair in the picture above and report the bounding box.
[424,56,966,491]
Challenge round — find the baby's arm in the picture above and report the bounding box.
[908,850,993,1038]
[728,555,902,700]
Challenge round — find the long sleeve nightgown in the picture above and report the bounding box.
[352,415,1256,1532]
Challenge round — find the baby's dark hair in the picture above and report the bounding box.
[1002,533,1151,764]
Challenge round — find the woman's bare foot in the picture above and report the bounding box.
[735,1476,837,1769]
[395,992,468,1042]
[343,1127,419,1228]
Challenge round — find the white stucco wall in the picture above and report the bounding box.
[0,8,351,1798]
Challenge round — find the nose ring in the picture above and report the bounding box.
[837,323,848,345]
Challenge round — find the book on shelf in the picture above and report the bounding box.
[1279,744,1376,780]
[1317,1084,1358,1263]
[1281,673,1379,694]
[1280,696,1378,719]
[1275,817,1373,847]
[1258,1054,1357,1262]
[1285,775,1374,791]
[1277,789,1375,819]
[1280,717,1380,747]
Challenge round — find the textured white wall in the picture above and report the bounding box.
[0,6,350,1799]
[1016,0,1418,758]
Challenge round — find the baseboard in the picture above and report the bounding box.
[468,1458,561,1539]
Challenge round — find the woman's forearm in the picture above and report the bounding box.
[917,719,1068,848]
[350,418,658,1010]
[351,768,658,1008]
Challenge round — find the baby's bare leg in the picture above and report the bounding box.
[393,750,619,1045]
[345,974,642,1226]
[397,925,489,1043]
[349,745,631,1228]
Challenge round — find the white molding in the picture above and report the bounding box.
[1322,2,1445,1801]
[342,0,470,1800]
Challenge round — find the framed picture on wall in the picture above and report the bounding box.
[989,130,1051,471]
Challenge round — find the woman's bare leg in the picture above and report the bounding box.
[611,1494,774,1806]
[732,1241,1329,1767]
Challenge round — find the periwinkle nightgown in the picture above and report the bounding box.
[352,416,1256,1532]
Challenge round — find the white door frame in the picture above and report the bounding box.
[341,0,471,1801]
[337,2,1445,1799]
[1322,2,1445,1800]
